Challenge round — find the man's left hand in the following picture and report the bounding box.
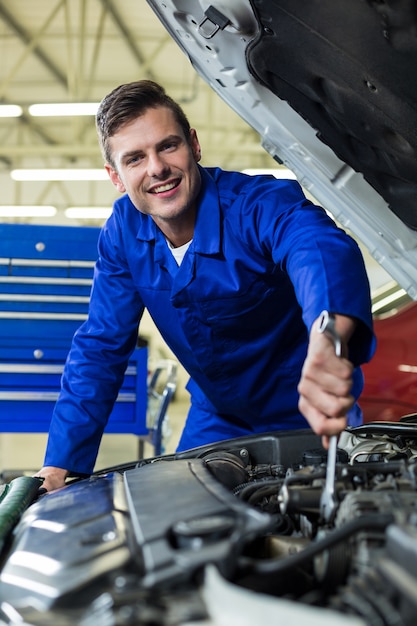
[297,313,357,447]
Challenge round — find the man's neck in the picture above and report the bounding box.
[153,216,195,248]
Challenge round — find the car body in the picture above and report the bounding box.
[362,298,417,422]
[1,1,417,624]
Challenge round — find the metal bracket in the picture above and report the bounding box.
[198,6,230,39]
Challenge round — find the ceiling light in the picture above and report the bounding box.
[0,104,23,117]
[11,169,108,181]
[28,102,99,116]
[65,207,112,219]
[371,288,407,315]
[0,205,57,217]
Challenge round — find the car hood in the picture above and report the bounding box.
[146,0,417,298]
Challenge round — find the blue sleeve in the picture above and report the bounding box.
[238,178,375,365]
[44,214,144,474]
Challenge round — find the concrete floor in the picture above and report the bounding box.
[0,396,190,475]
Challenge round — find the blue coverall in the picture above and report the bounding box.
[44,167,375,473]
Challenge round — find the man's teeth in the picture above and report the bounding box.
[154,182,177,193]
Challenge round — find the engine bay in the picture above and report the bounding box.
[1,421,417,625]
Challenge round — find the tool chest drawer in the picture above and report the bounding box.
[0,347,148,434]
[0,223,147,436]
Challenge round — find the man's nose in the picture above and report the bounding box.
[147,152,169,177]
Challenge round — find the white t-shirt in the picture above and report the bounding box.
[166,239,193,265]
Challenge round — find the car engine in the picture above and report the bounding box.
[1,421,417,625]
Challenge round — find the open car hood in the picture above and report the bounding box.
[147,0,417,298]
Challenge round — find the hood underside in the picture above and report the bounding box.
[147,0,417,298]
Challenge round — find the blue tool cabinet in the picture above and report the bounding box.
[0,223,148,438]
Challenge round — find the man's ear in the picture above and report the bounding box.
[190,128,202,162]
[105,163,126,193]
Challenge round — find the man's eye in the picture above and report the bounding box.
[162,142,177,152]
[127,155,142,165]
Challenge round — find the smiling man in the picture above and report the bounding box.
[104,104,201,247]
[36,80,375,491]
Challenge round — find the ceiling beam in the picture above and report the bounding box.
[98,0,156,79]
[0,1,67,87]
[0,144,102,158]
[0,140,264,159]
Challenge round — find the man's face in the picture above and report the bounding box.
[105,106,202,231]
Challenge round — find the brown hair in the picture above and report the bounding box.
[96,80,192,167]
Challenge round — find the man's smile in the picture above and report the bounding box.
[150,179,181,194]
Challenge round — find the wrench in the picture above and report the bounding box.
[318,310,342,524]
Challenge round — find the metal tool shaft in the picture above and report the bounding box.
[318,310,342,523]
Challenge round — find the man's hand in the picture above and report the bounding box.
[34,466,69,492]
[298,313,357,447]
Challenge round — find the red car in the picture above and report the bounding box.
[361,297,417,422]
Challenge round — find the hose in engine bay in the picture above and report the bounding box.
[0,476,44,552]
[237,513,394,575]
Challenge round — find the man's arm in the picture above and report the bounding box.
[40,212,145,476]
[297,313,357,447]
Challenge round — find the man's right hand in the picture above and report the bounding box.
[34,466,69,492]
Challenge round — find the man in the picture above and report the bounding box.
[36,80,375,491]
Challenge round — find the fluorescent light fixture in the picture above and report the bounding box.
[28,102,99,116]
[0,205,57,217]
[11,169,108,181]
[243,168,297,180]
[0,104,23,117]
[398,364,417,374]
[371,288,407,315]
[65,207,112,219]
